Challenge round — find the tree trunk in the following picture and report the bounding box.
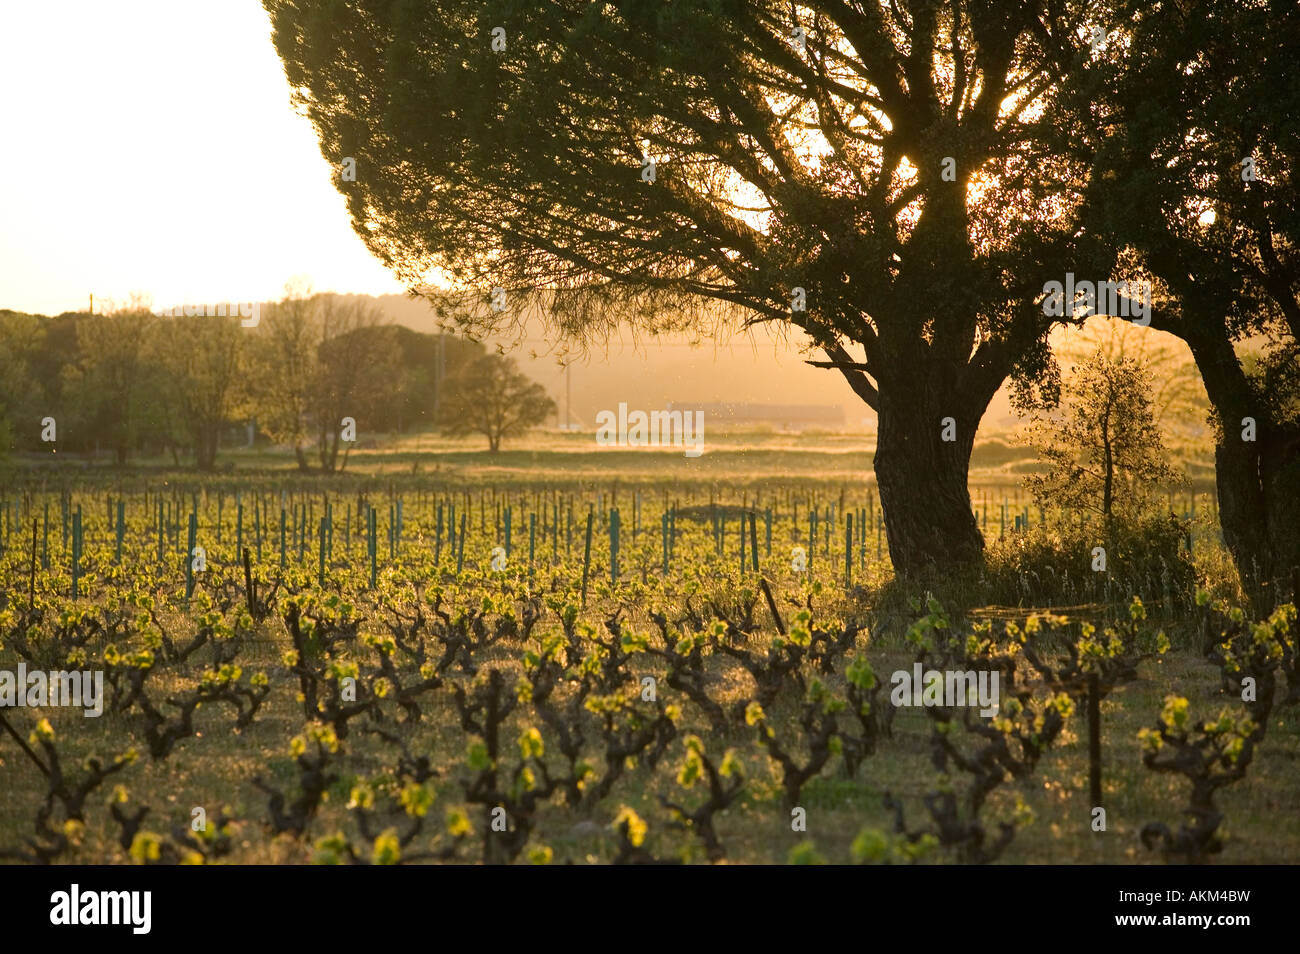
[294,444,311,473]
[1101,399,1114,519]
[1186,323,1300,612]
[1264,432,1300,606]
[873,387,983,577]
[328,431,340,472]
[196,429,218,471]
[1215,429,1300,613]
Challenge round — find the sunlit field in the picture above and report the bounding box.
[1,439,1293,866]
[2,0,1296,896]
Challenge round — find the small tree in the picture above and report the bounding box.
[1025,353,1181,521]
[249,284,320,472]
[439,355,554,453]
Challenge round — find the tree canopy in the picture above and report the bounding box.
[266,0,1127,575]
[1074,0,1300,606]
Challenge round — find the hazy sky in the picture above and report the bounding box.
[0,1,883,420]
[0,1,1197,431]
[0,0,405,317]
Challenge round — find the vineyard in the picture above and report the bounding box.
[1,476,1296,865]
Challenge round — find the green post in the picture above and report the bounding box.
[456,512,466,575]
[845,513,852,588]
[185,511,197,599]
[739,513,745,573]
[581,510,594,606]
[71,507,81,598]
[448,503,456,561]
[610,508,619,584]
[662,511,669,575]
[115,500,125,564]
[369,506,378,589]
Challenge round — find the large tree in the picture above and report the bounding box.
[1078,0,1300,609]
[265,0,1115,576]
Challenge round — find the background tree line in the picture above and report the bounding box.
[0,291,550,470]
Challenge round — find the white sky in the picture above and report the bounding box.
[0,0,406,316]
